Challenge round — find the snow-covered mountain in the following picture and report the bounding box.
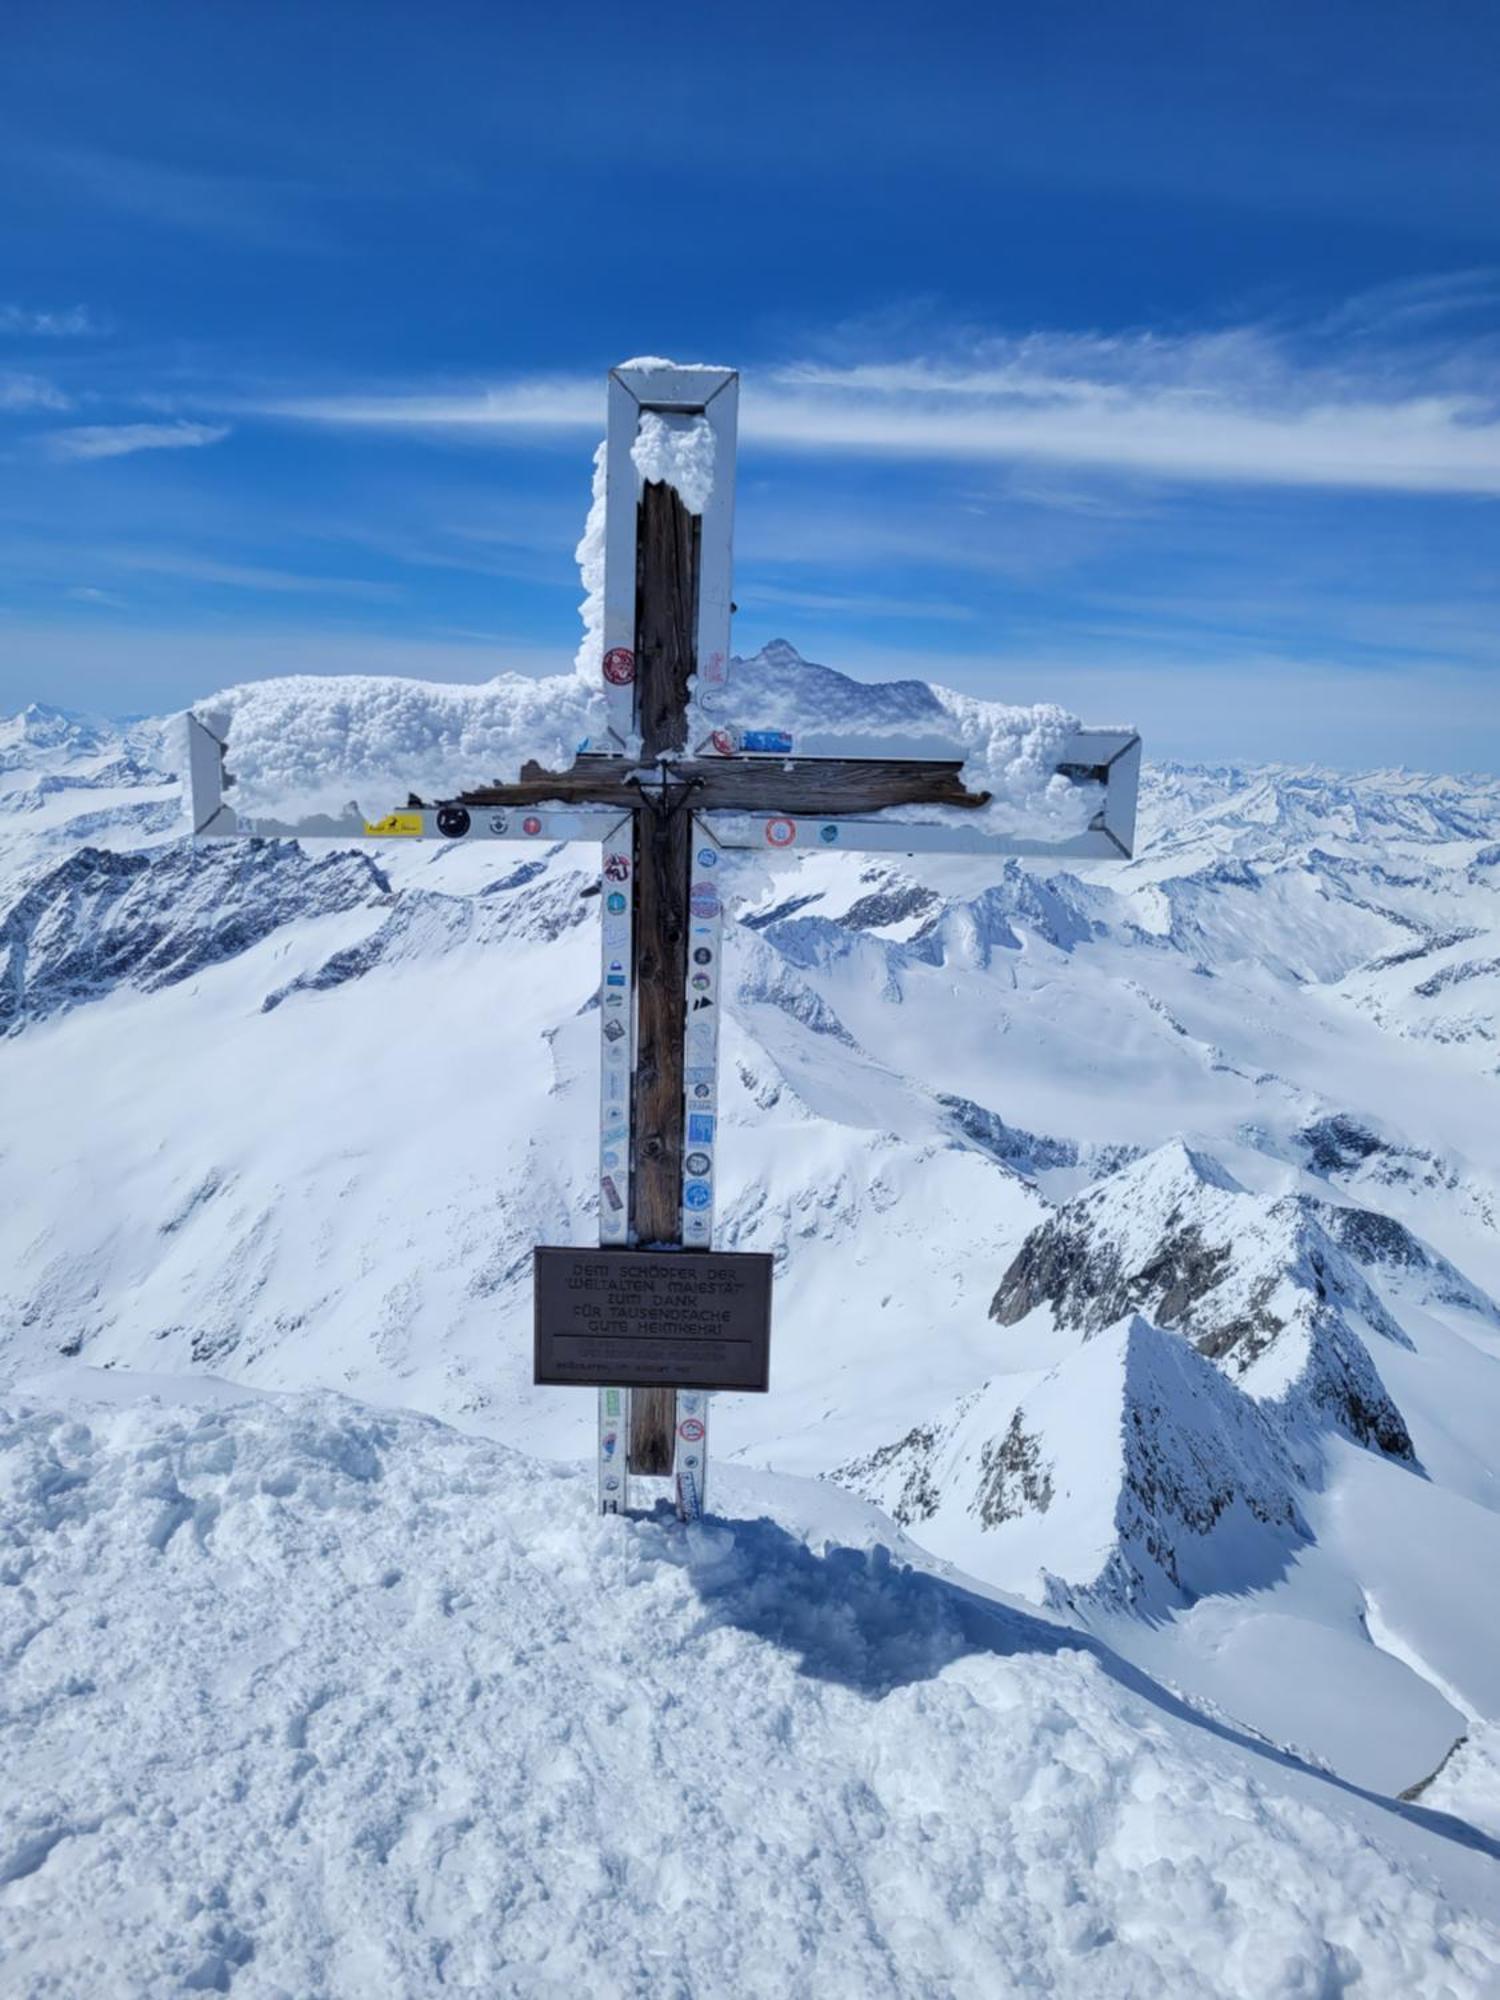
[3,649,1499,1876]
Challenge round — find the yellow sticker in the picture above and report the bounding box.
[363,811,424,838]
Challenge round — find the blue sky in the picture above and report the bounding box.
[1,0,1498,769]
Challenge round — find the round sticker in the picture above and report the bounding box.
[488,813,509,835]
[604,853,629,882]
[689,885,721,918]
[692,1080,712,1099]
[685,1151,711,1176]
[693,946,713,965]
[679,1418,706,1443]
[684,1181,712,1210]
[820,824,839,844]
[765,817,797,847]
[522,815,543,836]
[691,973,711,991]
[696,847,719,868]
[606,892,626,914]
[710,728,737,757]
[602,647,636,686]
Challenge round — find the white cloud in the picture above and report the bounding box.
[42,422,230,462]
[253,318,1500,497]
[0,304,101,337]
[0,371,71,412]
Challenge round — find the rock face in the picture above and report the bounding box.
[0,842,388,1029]
[836,1315,1309,1617]
[989,1142,1417,1463]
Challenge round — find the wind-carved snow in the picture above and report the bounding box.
[630,409,715,513]
[187,670,606,823]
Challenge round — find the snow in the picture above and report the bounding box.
[630,410,715,514]
[690,641,1096,839]
[189,670,606,822]
[5,697,1500,1981]
[2,1376,1497,1998]
[572,440,608,683]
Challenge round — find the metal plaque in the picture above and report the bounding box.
[533,1246,772,1391]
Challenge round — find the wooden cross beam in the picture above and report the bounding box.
[185,358,1142,1523]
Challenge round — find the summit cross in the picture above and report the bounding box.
[186,358,1141,1522]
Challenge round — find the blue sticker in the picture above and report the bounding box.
[606,891,626,913]
[697,847,719,868]
[687,1113,715,1144]
[684,1181,712,1210]
[742,729,795,755]
[820,824,839,843]
[606,974,625,987]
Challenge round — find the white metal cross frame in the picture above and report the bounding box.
[185,357,1142,1525]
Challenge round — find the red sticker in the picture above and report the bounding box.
[765,817,797,847]
[522,815,543,836]
[678,1417,706,1442]
[603,647,636,686]
[710,728,737,757]
[603,853,630,882]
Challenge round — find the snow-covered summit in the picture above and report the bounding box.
[3,1375,1497,1997]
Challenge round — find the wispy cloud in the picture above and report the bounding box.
[0,303,103,338]
[104,547,397,599]
[0,371,71,412]
[42,422,230,462]
[259,378,601,433]
[249,315,1500,497]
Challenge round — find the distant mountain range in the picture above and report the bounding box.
[2,648,1498,1823]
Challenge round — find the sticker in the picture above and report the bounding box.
[363,811,423,838]
[522,815,543,836]
[602,1430,618,1459]
[700,648,727,686]
[742,729,794,755]
[678,1417,705,1443]
[684,1150,711,1176]
[603,647,636,686]
[710,728,737,757]
[688,1113,715,1143]
[686,1070,714,1100]
[603,1125,627,1146]
[606,892,627,914]
[691,995,714,1012]
[488,813,510,835]
[693,946,713,965]
[605,990,625,1007]
[684,1181,712,1210]
[603,1473,621,1492]
[436,804,471,839]
[689,885,721,918]
[691,974,711,991]
[601,1150,619,1169]
[605,1389,622,1418]
[820,824,840,844]
[697,847,719,868]
[604,854,630,883]
[765,817,796,847]
[606,974,626,988]
[603,1018,626,1042]
[601,1174,624,1212]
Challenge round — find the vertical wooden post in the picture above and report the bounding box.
[628,480,700,1476]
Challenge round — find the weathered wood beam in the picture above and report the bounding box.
[457,757,990,816]
[627,481,697,1479]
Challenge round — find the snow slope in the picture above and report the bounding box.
[2,660,1499,1838]
[3,1374,1497,1999]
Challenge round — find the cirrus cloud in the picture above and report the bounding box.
[42,421,231,462]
